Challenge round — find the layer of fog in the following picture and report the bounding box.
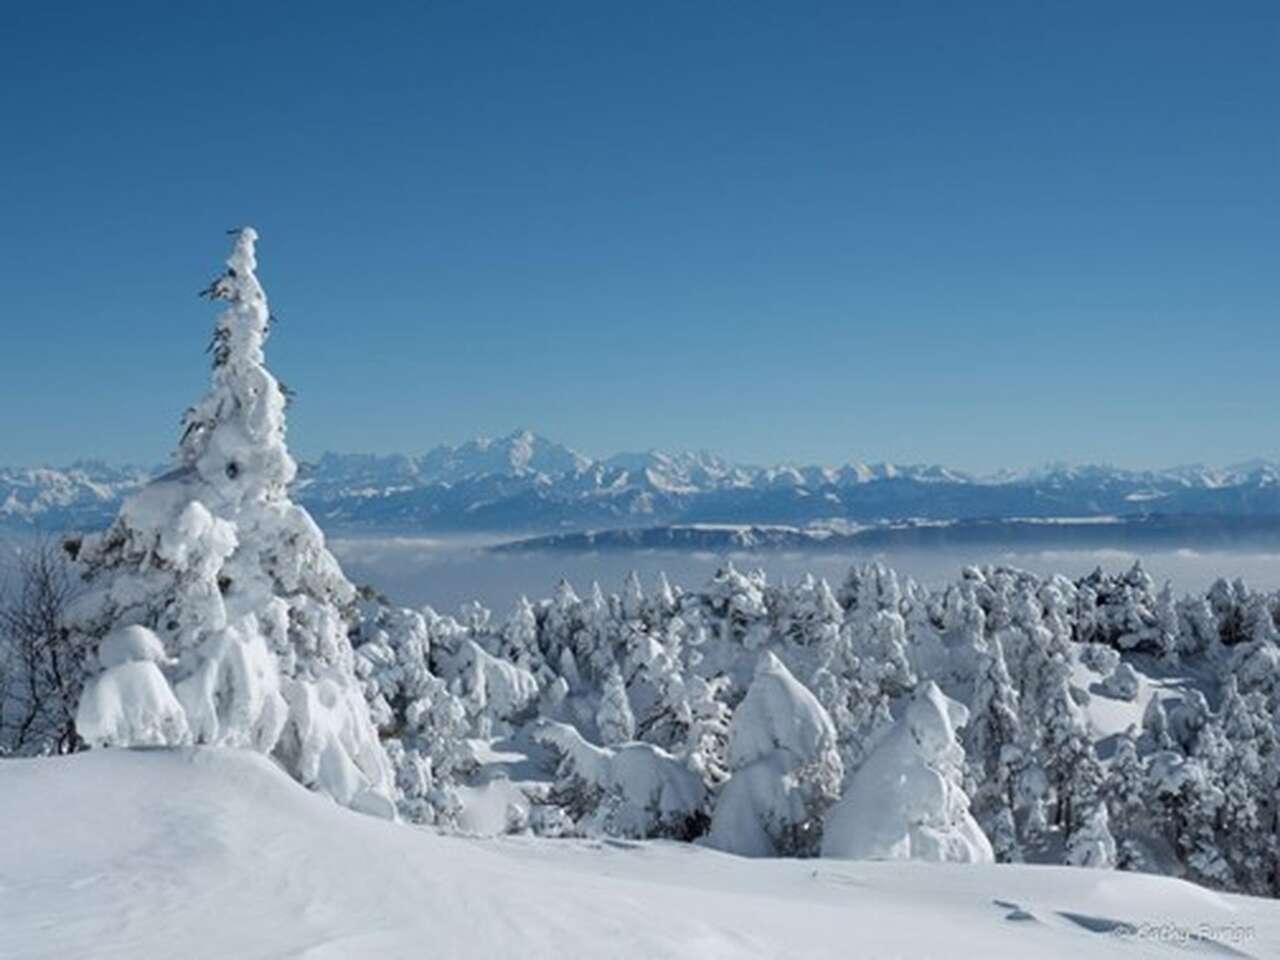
[7,533,1278,619]
[329,536,1280,616]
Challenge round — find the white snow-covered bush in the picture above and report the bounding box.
[707,652,843,857]
[69,229,392,815]
[822,681,992,864]
[532,720,706,839]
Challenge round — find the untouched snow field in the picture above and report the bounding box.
[4,749,1279,959]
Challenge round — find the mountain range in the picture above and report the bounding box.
[5,429,1280,537]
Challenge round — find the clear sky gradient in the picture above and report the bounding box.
[2,1,1276,471]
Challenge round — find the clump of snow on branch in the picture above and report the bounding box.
[76,625,189,747]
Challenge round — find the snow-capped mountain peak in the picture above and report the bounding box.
[6,434,1280,534]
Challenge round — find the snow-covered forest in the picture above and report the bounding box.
[340,551,1280,892]
[3,229,1280,957]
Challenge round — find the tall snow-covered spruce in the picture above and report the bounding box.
[71,228,394,816]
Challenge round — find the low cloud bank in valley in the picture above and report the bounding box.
[330,536,1280,615]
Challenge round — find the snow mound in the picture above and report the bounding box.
[3,748,1278,959]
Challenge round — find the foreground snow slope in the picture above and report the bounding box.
[3,750,1278,959]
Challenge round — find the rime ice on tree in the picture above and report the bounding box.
[71,228,393,816]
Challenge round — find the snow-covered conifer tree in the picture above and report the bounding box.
[1146,752,1229,889]
[70,228,393,815]
[500,595,547,682]
[353,601,472,824]
[1152,581,1181,661]
[680,673,732,786]
[1038,656,1104,832]
[596,667,635,745]
[940,581,989,686]
[1142,695,1174,751]
[652,571,677,620]
[533,720,707,840]
[708,652,843,857]
[705,562,769,651]
[577,582,619,683]
[1104,729,1149,870]
[1167,689,1211,753]
[1065,804,1117,868]
[621,569,645,623]
[964,636,1022,861]
[1177,594,1218,657]
[902,578,949,684]
[630,619,689,746]
[775,574,843,649]
[1197,678,1279,893]
[542,578,581,669]
[822,682,992,863]
[1207,577,1246,646]
[1240,592,1279,647]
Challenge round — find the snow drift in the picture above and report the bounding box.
[2,747,1276,960]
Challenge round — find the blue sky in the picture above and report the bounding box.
[2,1,1276,471]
